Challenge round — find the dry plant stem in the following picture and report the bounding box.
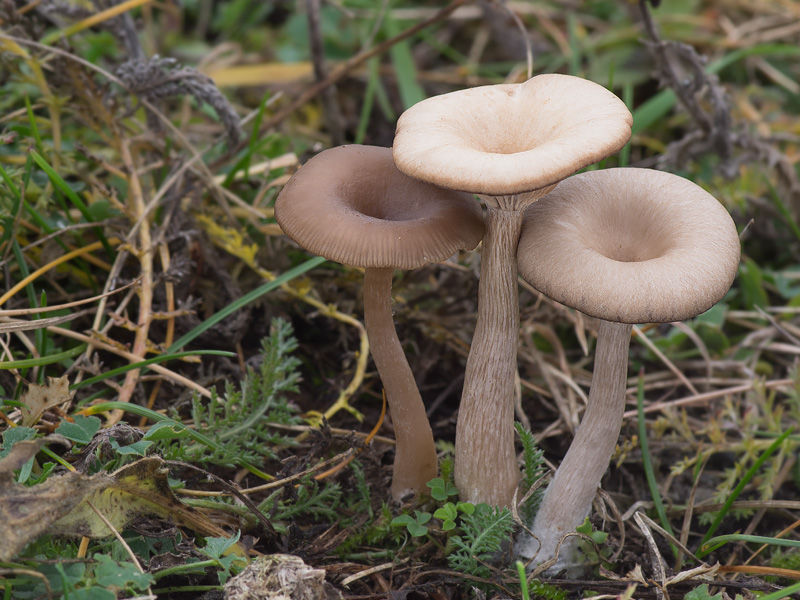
[455,207,523,507]
[364,267,437,499]
[74,259,133,390]
[0,280,139,316]
[141,242,175,426]
[526,320,632,569]
[633,324,697,395]
[86,501,146,575]
[112,140,154,424]
[622,377,794,418]
[46,325,212,398]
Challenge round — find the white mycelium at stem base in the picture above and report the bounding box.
[393,74,633,506]
[275,145,484,501]
[515,168,741,573]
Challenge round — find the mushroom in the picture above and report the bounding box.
[514,168,741,572]
[393,74,633,506]
[274,145,485,500]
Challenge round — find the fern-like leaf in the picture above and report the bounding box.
[164,318,302,466]
[515,422,547,522]
[527,578,567,600]
[266,476,342,522]
[448,503,514,578]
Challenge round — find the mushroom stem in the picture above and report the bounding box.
[363,266,438,500]
[522,319,632,571]
[455,207,523,506]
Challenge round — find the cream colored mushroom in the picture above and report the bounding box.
[393,74,633,506]
[275,145,485,500]
[515,168,740,573]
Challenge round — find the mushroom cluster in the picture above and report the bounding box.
[274,74,740,576]
[393,73,633,507]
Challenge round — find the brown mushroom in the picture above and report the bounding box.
[393,74,633,506]
[275,145,485,500]
[515,168,740,572]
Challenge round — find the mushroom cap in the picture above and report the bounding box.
[275,145,485,269]
[516,168,741,324]
[392,74,633,196]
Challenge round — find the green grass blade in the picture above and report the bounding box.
[29,149,114,258]
[636,371,677,556]
[2,158,92,268]
[70,350,236,390]
[85,401,222,450]
[516,561,530,600]
[631,89,677,136]
[222,95,271,188]
[166,256,327,354]
[696,426,794,558]
[24,95,44,155]
[700,534,800,555]
[0,161,22,200]
[760,581,800,600]
[0,344,87,369]
[22,147,35,196]
[0,164,76,273]
[418,29,468,66]
[40,446,74,471]
[707,43,800,75]
[354,57,380,145]
[0,161,61,243]
[20,196,58,236]
[754,431,800,443]
[385,14,425,109]
[374,71,396,122]
[10,237,37,309]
